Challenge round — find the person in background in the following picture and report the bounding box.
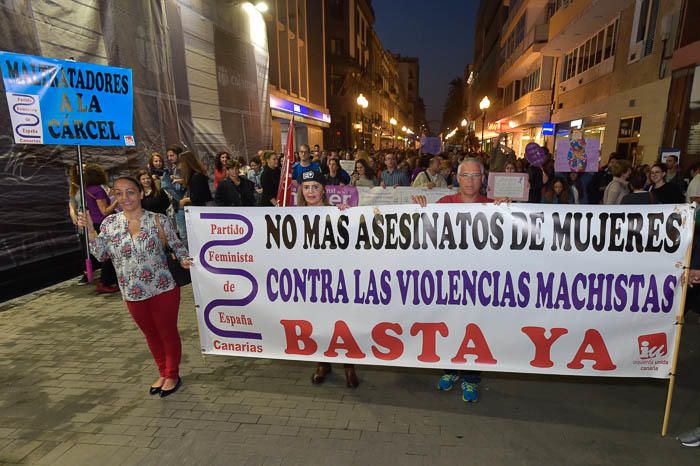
[297,170,359,389]
[621,169,657,204]
[503,160,516,173]
[148,152,165,186]
[439,159,455,187]
[677,267,700,447]
[213,151,230,189]
[77,176,191,398]
[351,158,376,187]
[292,144,321,183]
[649,162,685,204]
[542,177,572,204]
[412,156,447,188]
[215,159,256,207]
[664,154,683,188]
[686,162,700,203]
[137,169,171,215]
[83,163,119,293]
[237,156,250,176]
[602,159,631,205]
[178,151,212,210]
[325,157,351,185]
[259,150,281,206]
[381,152,409,187]
[161,144,187,240]
[247,156,263,204]
[566,172,587,204]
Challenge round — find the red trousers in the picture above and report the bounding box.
[125,287,182,379]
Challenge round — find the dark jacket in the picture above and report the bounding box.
[188,172,212,206]
[260,166,281,206]
[215,177,256,207]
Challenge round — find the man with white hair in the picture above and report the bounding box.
[413,157,492,402]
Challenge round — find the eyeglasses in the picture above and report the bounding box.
[459,173,482,178]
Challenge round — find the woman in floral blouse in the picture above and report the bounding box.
[77,176,191,398]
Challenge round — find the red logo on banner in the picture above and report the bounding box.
[637,333,667,360]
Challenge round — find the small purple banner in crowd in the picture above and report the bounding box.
[420,136,442,155]
[291,185,359,206]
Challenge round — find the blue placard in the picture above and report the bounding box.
[0,51,134,146]
[542,122,555,136]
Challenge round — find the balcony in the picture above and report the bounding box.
[498,23,549,87]
[495,89,552,126]
[542,0,634,56]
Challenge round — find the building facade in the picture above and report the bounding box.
[544,0,679,166]
[324,0,417,150]
[466,0,682,166]
[493,0,554,156]
[265,0,330,152]
[661,0,700,173]
[465,0,509,148]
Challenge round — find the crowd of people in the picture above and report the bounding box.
[67,141,700,445]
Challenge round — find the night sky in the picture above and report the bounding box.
[373,0,479,134]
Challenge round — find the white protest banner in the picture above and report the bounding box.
[186,204,694,379]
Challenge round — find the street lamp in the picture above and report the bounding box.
[479,96,491,152]
[389,117,397,148]
[460,118,468,150]
[356,93,368,149]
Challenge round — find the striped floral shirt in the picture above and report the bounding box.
[89,210,188,301]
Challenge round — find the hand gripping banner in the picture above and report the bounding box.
[186,203,695,379]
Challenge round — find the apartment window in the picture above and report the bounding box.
[521,67,540,95]
[503,14,526,61]
[629,0,659,62]
[330,0,344,20]
[561,17,619,82]
[330,39,343,56]
[330,74,344,95]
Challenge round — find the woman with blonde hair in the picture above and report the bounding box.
[297,171,360,388]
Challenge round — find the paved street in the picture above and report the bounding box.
[0,279,699,466]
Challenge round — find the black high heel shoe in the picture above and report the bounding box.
[149,385,162,395]
[159,378,182,398]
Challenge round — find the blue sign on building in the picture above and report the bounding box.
[542,122,555,136]
[270,95,331,124]
[0,51,134,146]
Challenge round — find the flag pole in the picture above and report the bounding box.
[76,144,94,282]
[661,203,697,436]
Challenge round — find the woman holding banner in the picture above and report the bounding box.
[297,170,360,388]
[77,176,191,398]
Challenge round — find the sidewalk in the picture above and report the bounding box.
[0,279,699,465]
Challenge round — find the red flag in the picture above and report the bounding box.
[276,120,295,206]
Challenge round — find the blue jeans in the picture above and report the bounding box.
[175,209,187,245]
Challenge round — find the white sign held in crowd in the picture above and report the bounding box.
[487,172,530,201]
[186,203,694,379]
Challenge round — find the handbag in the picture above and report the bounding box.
[155,215,191,287]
